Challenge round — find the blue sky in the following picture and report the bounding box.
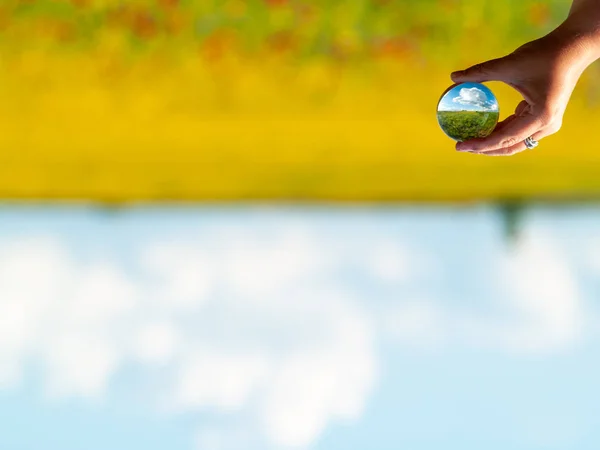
[438,82,499,112]
[0,205,599,450]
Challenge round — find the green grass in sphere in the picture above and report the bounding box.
[437,111,499,142]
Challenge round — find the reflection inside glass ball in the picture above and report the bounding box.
[437,82,499,142]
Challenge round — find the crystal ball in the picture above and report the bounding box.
[437,82,499,142]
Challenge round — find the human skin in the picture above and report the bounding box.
[451,0,600,156]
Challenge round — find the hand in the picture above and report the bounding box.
[451,32,589,156]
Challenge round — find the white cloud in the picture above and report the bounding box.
[0,239,140,399]
[68,264,138,324]
[142,243,213,309]
[195,426,255,450]
[219,228,332,296]
[368,243,412,283]
[586,239,600,274]
[44,335,119,399]
[452,229,584,354]
[196,428,224,450]
[0,215,590,449]
[261,293,376,448]
[379,225,586,356]
[132,322,179,365]
[172,349,271,413]
[497,231,584,352]
[0,237,70,388]
[452,87,498,111]
[384,300,445,348]
[0,227,379,449]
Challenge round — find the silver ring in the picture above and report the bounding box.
[524,136,539,150]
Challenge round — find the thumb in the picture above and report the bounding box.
[451,57,510,83]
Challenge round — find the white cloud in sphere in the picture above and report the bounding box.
[452,87,497,111]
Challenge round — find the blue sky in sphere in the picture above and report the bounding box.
[0,206,599,450]
[438,82,499,112]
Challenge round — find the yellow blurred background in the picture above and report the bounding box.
[2,0,599,202]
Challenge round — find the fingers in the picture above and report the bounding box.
[471,142,527,156]
[515,100,529,117]
[493,114,516,131]
[451,57,510,83]
[459,108,562,156]
[461,128,549,157]
[456,114,542,153]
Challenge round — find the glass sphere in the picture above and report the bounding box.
[437,82,499,142]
